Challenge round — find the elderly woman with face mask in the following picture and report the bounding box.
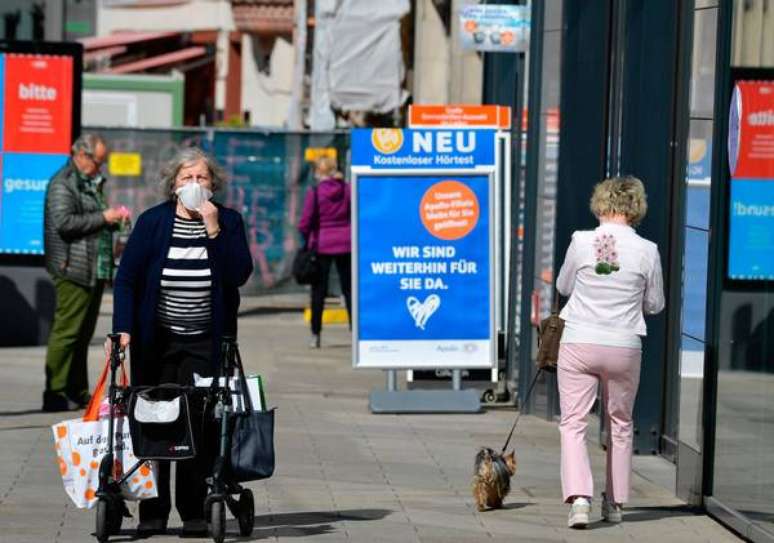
[109,147,253,537]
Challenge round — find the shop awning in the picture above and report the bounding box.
[84,45,128,63]
[80,31,180,51]
[103,46,208,74]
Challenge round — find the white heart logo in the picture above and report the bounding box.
[406,294,441,330]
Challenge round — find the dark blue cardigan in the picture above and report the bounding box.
[113,201,253,383]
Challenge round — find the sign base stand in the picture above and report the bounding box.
[369,370,482,413]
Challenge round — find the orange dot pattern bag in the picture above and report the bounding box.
[51,355,158,509]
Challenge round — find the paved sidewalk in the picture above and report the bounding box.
[0,297,740,542]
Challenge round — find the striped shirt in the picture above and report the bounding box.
[157,216,212,336]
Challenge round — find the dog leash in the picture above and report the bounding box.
[501,369,543,453]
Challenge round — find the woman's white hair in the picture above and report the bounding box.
[160,147,226,199]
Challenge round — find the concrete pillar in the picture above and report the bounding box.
[413,0,482,106]
[215,29,230,113]
[310,0,337,129]
[449,0,482,104]
[287,0,307,129]
[214,1,235,114]
[413,0,450,104]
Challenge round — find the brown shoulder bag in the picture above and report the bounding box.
[536,289,564,373]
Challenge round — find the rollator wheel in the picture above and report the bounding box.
[237,488,255,536]
[209,500,226,543]
[95,499,109,542]
[108,500,123,535]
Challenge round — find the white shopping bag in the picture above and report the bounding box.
[52,415,158,509]
[193,373,266,411]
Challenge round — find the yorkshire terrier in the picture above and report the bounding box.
[472,447,517,511]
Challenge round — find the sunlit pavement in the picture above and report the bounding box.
[0,294,740,542]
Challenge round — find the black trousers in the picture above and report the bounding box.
[310,253,352,335]
[139,331,215,524]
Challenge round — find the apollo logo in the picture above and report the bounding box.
[18,83,57,101]
[371,129,404,154]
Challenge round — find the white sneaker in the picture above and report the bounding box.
[568,497,591,529]
[601,492,623,523]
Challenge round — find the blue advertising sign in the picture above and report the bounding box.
[728,179,774,280]
[355,174,493,368]
[726,80,774,281]
[351,128,496,170]
[0,152,68,254]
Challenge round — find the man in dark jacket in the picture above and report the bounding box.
[42,134,128,412]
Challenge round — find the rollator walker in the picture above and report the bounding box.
[94,334,255,543]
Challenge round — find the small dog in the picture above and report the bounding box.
[472,447,517,511]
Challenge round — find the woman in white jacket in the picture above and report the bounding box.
[555,176,664,528]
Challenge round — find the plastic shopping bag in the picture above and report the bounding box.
[52,416,158,508]
[51,353,157,509]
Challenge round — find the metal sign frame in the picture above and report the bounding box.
[351,165,497,370]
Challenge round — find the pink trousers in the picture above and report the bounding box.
[557,342,641,504]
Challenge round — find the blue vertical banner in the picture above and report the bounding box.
[0,152,68,254]
[352,128,496,369]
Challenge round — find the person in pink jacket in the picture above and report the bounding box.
[555,176,664,529]
[298,156,352,348]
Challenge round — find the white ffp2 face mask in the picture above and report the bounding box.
[175,182,213,211]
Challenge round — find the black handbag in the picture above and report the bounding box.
[128,385,196,460]
[293,187,320,285]
[292,247,319,285]
[228,346,276,482]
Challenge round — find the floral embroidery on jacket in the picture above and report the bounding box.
[594,233,620,275]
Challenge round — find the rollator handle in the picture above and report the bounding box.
[108,332,123,370]
[220,336,237,355]
[219,335,238,374]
